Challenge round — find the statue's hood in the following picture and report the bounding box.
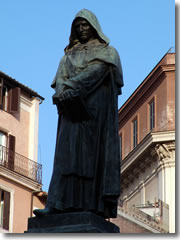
[65,9,109,51]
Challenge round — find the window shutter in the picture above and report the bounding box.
[3,190,10,231]
[8,87,20,114]
[8,135,15,170]
[0,189,2,203]
[0,78,3,107]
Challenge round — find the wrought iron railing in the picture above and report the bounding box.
[0,145,42,184]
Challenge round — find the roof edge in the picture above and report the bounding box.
[0,71,45,101]
[118,51,175,116]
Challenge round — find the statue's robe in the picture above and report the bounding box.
[46,9,123,218]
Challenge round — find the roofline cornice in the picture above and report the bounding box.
[0,71,44,101]
[118,53,175,125]
[121,130,175,173]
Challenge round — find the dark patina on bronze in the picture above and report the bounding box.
[34,8,123,220]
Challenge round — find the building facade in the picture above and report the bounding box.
[113,51,175,233]
[0,71,46,233]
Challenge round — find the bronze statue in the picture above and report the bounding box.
[34,9,123,219]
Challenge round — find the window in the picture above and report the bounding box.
[7,135,16,171]
[0,78,20,115]
[0,189,10,231]
[0,132,7,164]
[0,86,8,111]
[149,99,155,131]
[0,133,15,171]
[119,134,122,161]
[133,118,138,148]
[0,132,7,147]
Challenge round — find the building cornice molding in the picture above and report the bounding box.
[122,162,158,201]
[20,95,33,112]
[118,54,175,126]
[156,161,175,173]
[0,166,42,191]
[20,95,33,107]
[0,71,44,101]
[121,131,175,173]
[120,131,175,192]
[122,156,175,201]
[119,66,162,119]
[117,208,162,233]
[161,64,175,73]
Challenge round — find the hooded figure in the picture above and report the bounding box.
[34,9,123,219]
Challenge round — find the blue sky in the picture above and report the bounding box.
[0,0,175,191]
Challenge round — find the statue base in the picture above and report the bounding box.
[25,212,120,233]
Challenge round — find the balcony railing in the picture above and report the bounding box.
[0,145,42,184]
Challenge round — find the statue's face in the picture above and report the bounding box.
[74,18,96,43]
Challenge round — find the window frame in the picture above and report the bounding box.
[0,189,10,231]
[0,131,7,147]
[132,117,138,149]
[119,133,122,161]
[0,78,20,116]
[149,98,155,131]
[0,185,14,233]
[0,132,7,164]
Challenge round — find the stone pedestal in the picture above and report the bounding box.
[25,212,120,233]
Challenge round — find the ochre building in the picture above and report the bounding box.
[0,72,46,233]
[112,50,175,233]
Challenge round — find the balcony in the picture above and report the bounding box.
[117,199,169,233]
[0,145,42,184]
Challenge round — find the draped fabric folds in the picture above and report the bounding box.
[46,9,123,218]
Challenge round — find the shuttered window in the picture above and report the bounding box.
[8,87,20,114]
[0,79,8,111]
[0,78,20,115]
[0,189,10,231]
[8,135,16,171]
[0,132,7,164]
